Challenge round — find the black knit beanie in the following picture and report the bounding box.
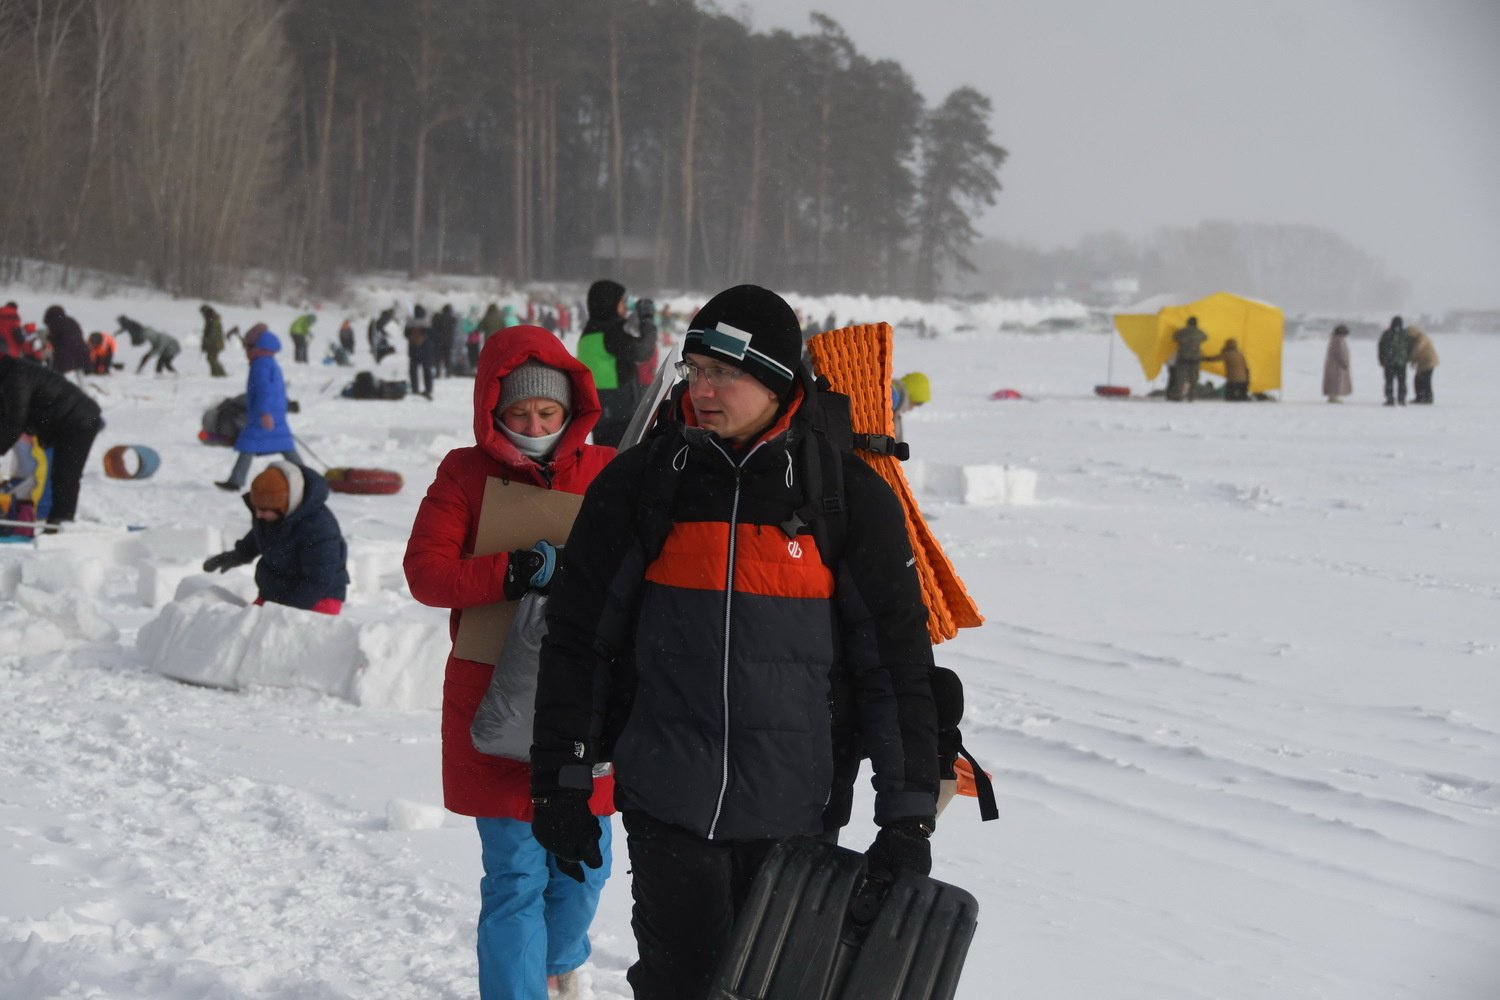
[684,285,802,397]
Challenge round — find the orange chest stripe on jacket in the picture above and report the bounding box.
[645,521,834,599]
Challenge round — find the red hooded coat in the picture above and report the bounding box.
[404,326,616,819]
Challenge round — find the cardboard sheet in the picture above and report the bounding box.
[452,477,584,665]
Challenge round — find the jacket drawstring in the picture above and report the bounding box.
[672,443,688,471]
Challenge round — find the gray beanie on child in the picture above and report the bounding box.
[499,361,572,412]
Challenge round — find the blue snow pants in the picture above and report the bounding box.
[476,815,612,1000]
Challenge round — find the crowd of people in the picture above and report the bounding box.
[1157,312,1442,406]
[0,279,1461,998]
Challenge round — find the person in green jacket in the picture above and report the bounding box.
[200,304,227,377]
[289,312,316,365]
[575,279,656,447]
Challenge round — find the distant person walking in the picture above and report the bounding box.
[215,324,302,491]
[201,304,228,377]
[1377,316,1410,406]
[1322,324,1352,402]
[1169,316,1208,401]
[405,305,435,399]
[1407,326,1439,404]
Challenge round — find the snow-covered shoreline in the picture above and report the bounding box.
[3,278,1496,998]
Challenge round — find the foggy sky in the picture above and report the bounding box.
[745,0,1500,308]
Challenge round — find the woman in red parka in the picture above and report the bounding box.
[404,325,616,1000]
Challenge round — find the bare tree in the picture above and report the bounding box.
[120,0,292,296]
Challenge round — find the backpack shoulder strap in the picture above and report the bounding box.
[779,378,849,569]
[635,423,687,564]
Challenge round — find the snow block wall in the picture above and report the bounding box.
[136,585,447,710]
[907,460,1038,505]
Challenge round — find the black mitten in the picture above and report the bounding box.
[865,819,934,880]
[531,789,603,883]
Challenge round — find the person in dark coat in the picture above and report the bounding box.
[203,462,348,614]
[1378,315,1411,406]
[200,304,228,377]
[529,285,939,999]
[41,306,89,375]
[0,355,105,524]
[574,279,657,447]
[430,303,458,379]
[405,305,434,399]
[215,324,301,490]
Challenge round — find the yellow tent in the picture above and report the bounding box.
[1112,292,1283,394]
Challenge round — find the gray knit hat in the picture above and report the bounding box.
[499,360,572,411]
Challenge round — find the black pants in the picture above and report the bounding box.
[292,336,309,364]
[1225,381,1249,401]
[1413,369,1434,403]
[622,811,779,1000]
[46,417,103,523]
[1383,365,1407,404]
[408,353,433,397]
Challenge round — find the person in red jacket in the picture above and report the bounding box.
[404,325,616,1000]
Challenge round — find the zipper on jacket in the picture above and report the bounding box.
[706,440,754,840]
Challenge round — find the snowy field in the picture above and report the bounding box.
[2,279,1497,999]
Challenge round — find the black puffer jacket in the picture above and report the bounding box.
[0,355,103,454]
[229,465,349,609]
[532,377,938,841]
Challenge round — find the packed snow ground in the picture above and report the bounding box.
[2,277,1497,999]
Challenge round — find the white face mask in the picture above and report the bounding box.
[499,418,570,460]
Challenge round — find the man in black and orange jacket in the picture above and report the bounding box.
[529,284,938,1000]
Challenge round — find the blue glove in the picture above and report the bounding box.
[503,540,558,600]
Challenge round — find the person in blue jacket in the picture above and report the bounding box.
[203,462,349,614]
[215,324,302,490]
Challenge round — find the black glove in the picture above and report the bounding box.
[203,551,246,573]
[503,540,558,600]
[531,789,602,883]
[636,298,655,322]
[865,819,934,880]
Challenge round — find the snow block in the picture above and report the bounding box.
[20,553,105,598]
[911,460,1038,506]
[137,563,204,608]
[32,528,143,564]
[15,583,119,644]
[136,589,446,709]
[348,620,448,710]
[136,525,223,564]
[963,465,1038,506]
[386,798,446,831]
[0,558,21,600]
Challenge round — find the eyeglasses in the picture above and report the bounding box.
[674,360,746,387]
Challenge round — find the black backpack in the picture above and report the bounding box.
[633,372,997,822]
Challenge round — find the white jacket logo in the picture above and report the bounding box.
[786,539,803,559]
